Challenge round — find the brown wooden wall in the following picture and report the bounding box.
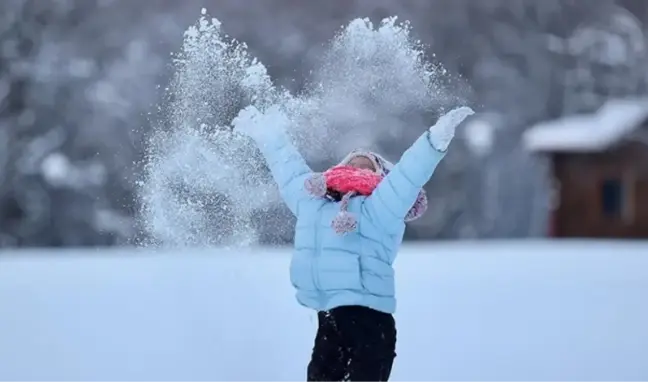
[552,142,648,238]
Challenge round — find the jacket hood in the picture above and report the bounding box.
[337,149,395,176]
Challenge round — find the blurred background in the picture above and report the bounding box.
[1,0,648,248]
[2,2,648,380]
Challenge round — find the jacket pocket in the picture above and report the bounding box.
[359,256,395,297]
[316,252,363,292]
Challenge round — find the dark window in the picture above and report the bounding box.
[600,178,624,217]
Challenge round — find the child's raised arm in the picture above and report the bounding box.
[361,107,474,233]
[233,105,313,216]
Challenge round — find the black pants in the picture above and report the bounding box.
[307,305,396,381]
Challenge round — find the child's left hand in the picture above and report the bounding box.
[427,106,474,152]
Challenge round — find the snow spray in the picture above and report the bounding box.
[138,9,459,248]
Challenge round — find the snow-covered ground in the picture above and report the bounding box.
[0,241,647,381]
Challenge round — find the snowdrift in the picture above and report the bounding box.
[0,241,647,380]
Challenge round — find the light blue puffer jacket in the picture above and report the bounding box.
[256,130,446,314]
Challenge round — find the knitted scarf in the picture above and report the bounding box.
[304,161,428,235]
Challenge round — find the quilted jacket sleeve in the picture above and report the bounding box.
[362,131,446,233]
[253,130,313,216]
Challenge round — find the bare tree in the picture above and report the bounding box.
[0,0,176,246]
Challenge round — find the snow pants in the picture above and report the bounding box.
[307,305,396,381]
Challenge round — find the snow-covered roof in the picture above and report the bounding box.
[523,98,648,153]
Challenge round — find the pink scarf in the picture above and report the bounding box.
[325,166,382,195]
[304,165,428,235]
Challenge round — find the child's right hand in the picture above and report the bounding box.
[232,104,290,142]
[427,106,474,152]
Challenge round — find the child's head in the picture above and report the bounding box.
[346,155,377,172]
[338,150,390,176]
[304,148,427,234]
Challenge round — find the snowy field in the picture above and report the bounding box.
[0,241,647,381]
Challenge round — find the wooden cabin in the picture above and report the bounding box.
[524,98,648,238]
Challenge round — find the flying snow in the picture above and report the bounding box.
[139,11,460,247]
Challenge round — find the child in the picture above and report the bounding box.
[233,105,474,381]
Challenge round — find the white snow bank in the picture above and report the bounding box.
[524,98,648,152]
[1,241,647,380]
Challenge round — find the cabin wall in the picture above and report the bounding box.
[552,142,648,238]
